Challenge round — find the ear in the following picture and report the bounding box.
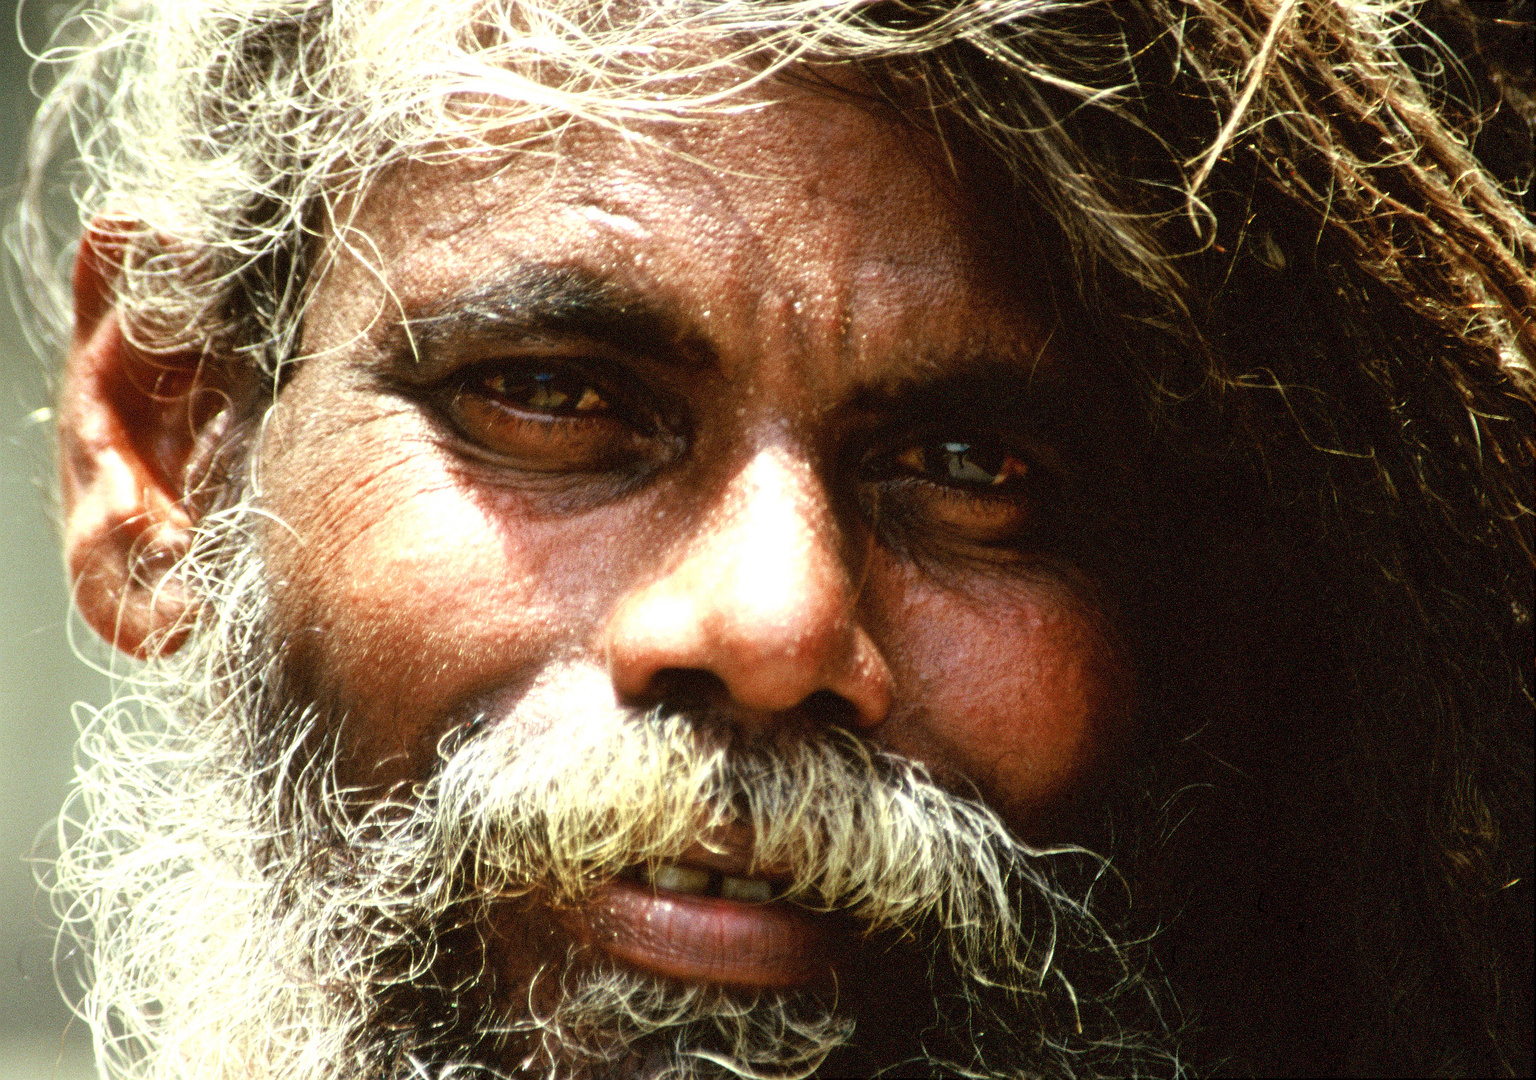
[60,223,227,658]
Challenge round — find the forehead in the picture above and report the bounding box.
[305,78,1051,391]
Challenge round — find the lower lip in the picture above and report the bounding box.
[563,878,832,987]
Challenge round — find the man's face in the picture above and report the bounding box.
[201,75,1146,1069]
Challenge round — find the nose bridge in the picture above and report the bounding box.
[711,446,840,631]
[604,444,891,728]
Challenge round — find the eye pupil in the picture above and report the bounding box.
[860,439,1036,547]
[939,443,990,484]
[932,443,1024,487]
[484,369,608,414]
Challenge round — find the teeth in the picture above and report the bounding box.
[643,863,776,902]
[650,864,712,895]
[720,875,773,903]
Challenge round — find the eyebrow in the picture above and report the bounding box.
[839,363,1057,434]
[382,261,1081,439]
[389,263,716,374]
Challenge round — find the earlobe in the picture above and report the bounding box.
[60,224,219,658]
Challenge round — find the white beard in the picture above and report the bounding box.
[51,503,1183,1079]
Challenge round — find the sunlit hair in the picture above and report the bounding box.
[15,0,1534,371]
[19,0,1534,1075]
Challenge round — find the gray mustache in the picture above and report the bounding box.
[406,709,1079,976]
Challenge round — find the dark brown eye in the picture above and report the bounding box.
[862,440,1037,547]
[893,442,1029,488]
[442,362,653,472]
[484,370,613,415]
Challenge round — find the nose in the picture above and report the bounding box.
[602,448,892,733]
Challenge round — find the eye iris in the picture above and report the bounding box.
[924,442,1027,487]
[526,382,569,409]
[486,371,608,414]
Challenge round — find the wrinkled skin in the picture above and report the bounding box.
[259,82,1133,829]
[66,74,1141,1013]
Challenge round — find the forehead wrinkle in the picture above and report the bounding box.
[315,101,1049,415]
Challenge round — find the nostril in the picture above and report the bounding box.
[800,689,860,729]
[644,667,732,713]
[636,671,862,734]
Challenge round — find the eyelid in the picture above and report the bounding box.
[465,358,618,407]
[416,351,691,485]
[386,327,639,389]
[447,353,683,431]
[860,436,1035,481]
[853,435,1045,549]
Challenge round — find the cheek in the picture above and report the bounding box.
[871,563,1130,827]
[255,400,614,773]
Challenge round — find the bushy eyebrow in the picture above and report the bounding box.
[388,263,717,373]
[381,262,1074,437]
[837,351,1074,437]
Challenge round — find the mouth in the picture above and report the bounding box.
[619,858,788,902]
[559,847,833,988]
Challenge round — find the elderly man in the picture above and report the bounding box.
[19,0,1532,1077]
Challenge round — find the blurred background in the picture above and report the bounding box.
[0,2,1527,1079]
[3,2,108,1077]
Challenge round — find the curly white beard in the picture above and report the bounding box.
[51,502,1183,1079]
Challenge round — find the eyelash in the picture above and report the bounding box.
[860,440,1032,491]
[853,439,1041,548]
[428,359,1040,545]
[427,359,669,473]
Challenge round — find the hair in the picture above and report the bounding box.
[49,497,1185,1079]
[15,0,1534,1075]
